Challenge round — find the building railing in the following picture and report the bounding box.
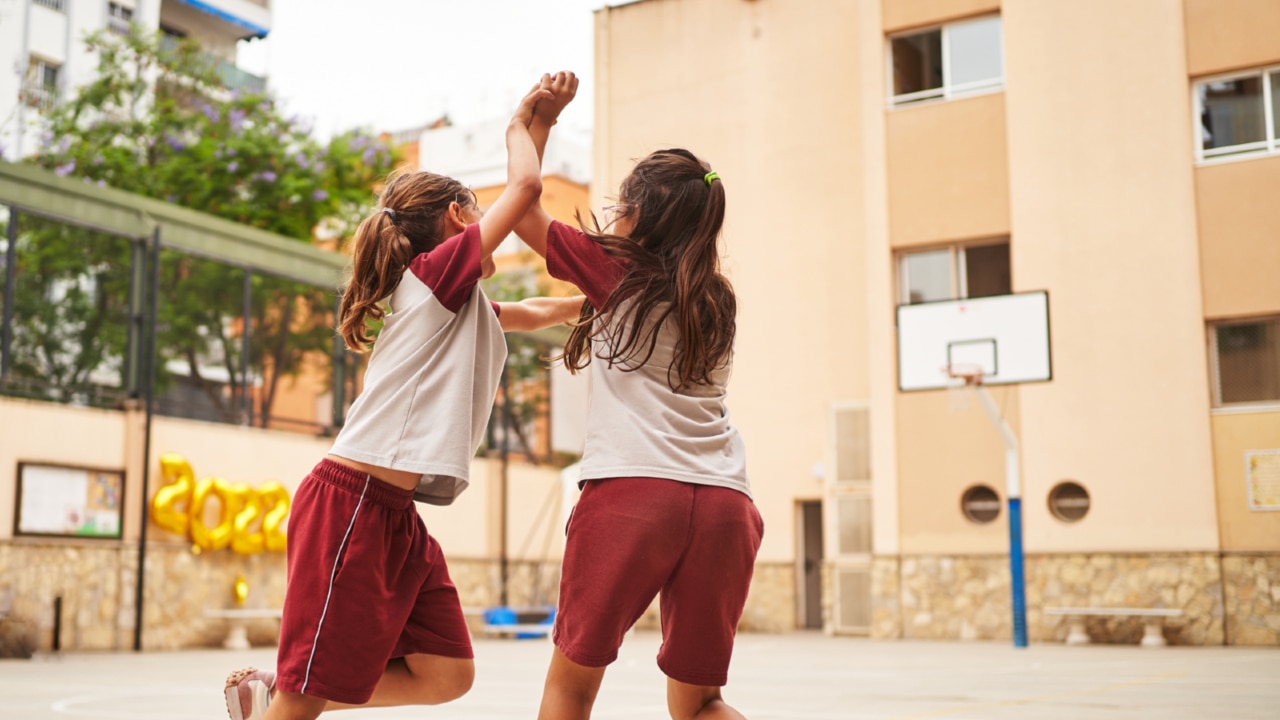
[32,0,66,12]
[159,34,267,95]
[216,61,266,95]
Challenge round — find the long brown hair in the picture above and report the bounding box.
[563,148,735,391]
[338,171,475,351]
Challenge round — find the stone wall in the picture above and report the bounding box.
[870,556,902,639]
[1,539,800,653]
[740,562,795,633]
[866,552,1253,645]
[0,538,289,652]
[1222,553,1280,645]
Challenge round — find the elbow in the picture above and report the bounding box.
[510,175,543,202]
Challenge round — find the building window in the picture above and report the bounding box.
[21,57,60,111]
[108,2,134,34]
[961,485,1001,524]
[33,0,67,12]
[1195,66,1280,161]
[890,15,1004,106]
[1048,481,1090,522]
[898,241,1011,304]
[1211,318,1280,406]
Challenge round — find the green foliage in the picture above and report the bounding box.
[9,26,398,425]
[482,268,554,461]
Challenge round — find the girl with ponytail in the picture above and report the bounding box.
[516,72,761,720]
[223,76,583,720]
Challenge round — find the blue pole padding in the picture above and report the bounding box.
[1008,497,1028,648]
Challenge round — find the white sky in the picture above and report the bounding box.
[237,0,601,140]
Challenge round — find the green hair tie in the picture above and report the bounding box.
[704,171,719,186]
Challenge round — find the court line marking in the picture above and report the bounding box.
[886,672,1185,719]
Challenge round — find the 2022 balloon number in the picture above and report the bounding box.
[150,453,290,554]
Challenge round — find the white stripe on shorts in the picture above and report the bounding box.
[301,474,371,695]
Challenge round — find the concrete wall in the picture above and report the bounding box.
[1183,0,1280,76]
[0,396,584,652]
[1196,156,1280,320]
[1003,0,1217,553]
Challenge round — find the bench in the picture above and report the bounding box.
[480,622,553,639]
[1043,606,1183,647]
[203,608,283,650]
[463,605,554,641]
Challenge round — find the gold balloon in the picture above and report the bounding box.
[233,574,249,605]
[259,481,290,553]
[150,454,292,554]
[190,478,238,552]
[151,454,195,537]
[230,483,266,555]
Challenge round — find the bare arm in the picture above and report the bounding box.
[513,71,579,258]
[479,80,554,258]
[497,295,585,333]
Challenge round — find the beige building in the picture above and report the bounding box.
[592,0,1279,645]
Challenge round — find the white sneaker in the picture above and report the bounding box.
[224,667,275,720]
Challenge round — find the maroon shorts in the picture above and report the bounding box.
[553,477,764,686]
[275,459,473,705]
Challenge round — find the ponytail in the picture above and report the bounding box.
[337,171,474,351]
[338,212,414,351]
[562,149,735,391]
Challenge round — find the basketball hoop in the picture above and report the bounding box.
[943,362,985,411]
[944,362,986,386]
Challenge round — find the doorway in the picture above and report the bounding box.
[799,501,824,629]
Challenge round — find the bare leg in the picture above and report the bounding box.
[667,678,746,720]
[262,654,473,720]
[537,647,606,720]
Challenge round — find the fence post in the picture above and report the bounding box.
[2,207,18,378]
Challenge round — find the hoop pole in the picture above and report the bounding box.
[972,384,1028,648]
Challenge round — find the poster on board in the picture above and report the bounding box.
[1246,450,1280,511]
[15,462,124,538]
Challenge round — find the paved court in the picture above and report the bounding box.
[2,631,1277,719]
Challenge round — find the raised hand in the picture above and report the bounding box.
[513,75,556,128]
[533,71,579,127]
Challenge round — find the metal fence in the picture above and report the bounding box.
[0,161,355,435]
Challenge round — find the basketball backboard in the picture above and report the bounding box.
[896,291,1052,392]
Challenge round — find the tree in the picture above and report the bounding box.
[482,268,556,462]
[12,26,398,426]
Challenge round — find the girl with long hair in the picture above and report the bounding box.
[223,77,583,720]
[517,71,762,720]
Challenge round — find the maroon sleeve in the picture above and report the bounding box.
[490,301,501,317]
[545,220,625,309]
[407,224,482,314]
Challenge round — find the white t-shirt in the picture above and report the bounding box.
[329,224,506,505]
[546,221,750,498]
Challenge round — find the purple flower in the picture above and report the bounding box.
[200,104,219,122]
[294,152,309,170]
[256,171,277,183]
[166,195,177,202]
[228,109,247,131]
[166,137,185,152]
[227,161,239,173]
[362,148,376,164]
[96,180,106,187]
[54,161,76,177]
[311,189,328,201]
